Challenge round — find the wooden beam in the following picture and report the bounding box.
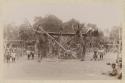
[48,32,86,36]
[38,26,77,58]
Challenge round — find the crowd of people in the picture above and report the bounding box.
[4,43,122,79]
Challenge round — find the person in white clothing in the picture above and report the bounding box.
[11,50,16,62]
[27,50,31,60]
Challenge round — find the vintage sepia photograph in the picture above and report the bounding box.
[1,0,123,80]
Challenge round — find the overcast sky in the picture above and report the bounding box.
[1,0,123,32]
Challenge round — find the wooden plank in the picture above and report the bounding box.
[48,32,86,36]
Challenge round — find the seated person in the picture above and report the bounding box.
[116,58,122,79]
[109,63,118,76]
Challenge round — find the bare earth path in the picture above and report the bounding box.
[3,52,118,80]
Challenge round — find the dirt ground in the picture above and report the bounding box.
[3,52,119,80]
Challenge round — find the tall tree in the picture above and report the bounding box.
[33,15,63,32]
[63,18,80,33]
[4,24,19,41]
[109,26,122,42]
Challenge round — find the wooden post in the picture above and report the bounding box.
[76,24,88,61]
[57,29,62,58]
[81,36,86,61]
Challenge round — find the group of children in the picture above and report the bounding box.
[26,50,35,60]
[91,48,105,61]
[5,48,16,63]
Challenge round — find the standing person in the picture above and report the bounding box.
[11,49,16,62]
[100,51,103,60]
[27,50,31,60]
[6,48,11,63]
[98,48,104,60]
[31,51,34,60]
[93,50,98,61]
[37,54,40,62]
[6,54,11,63]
